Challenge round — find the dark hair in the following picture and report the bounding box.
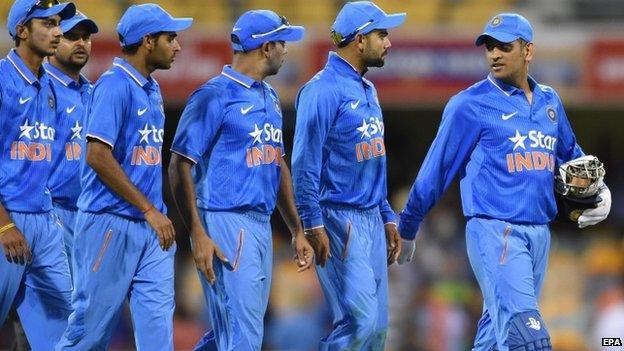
[14,20,33,47]
[119,32,166,54]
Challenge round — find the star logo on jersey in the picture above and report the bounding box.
[357,119,371,138]
[249,124,263,144]
[19,120,35,139]
[508,130,527,150]
[70,120,82,140]
[139,124,151,143]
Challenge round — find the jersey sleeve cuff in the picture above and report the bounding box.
[170,148,198,164]
[381,210,397,225]
[86,133,115,149]
[302,216,324,230]
[398,219,420,240]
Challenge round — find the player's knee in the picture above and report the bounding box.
[351,306,378,338]
[507,311,551,350]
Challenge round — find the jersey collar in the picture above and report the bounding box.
[220,65,256,89]
[7,49,43,86]
[112,57,152,88]
[487,73,539,97]
[43,62,90,89]
[327,51,362,80]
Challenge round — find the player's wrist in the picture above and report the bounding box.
[141,204,155,215]
[0,222,16,236]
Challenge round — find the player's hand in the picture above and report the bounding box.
[190,228,230,284]
[291,231,313,272]
[305,227,331,267]
[578,185,611,228]
[385,223,401,266]
[144,206,175,250]
[397,239,416,264]
[0,226,32,265]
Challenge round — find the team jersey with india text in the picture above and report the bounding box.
[398,74,584,240]
[0,50,58,213]
[44,62,92,210]
[171,65,284,215]
[77,57,166,219]
[292,52,396,230]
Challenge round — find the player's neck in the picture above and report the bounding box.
[335,49,365,76]
[123,53,152,79]
[48,57,81,82]
[231,55,266,82]
[14,45,45,78]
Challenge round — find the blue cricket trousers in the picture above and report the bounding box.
[56,211,175,350]
[316,206,389,351]
[0,211,72,350]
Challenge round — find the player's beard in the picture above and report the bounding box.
[362,47,385,68]
[57,51,89,71]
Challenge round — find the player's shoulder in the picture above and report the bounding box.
[447,80,490,109]
[298,69,340,98]
[535,82,560,100]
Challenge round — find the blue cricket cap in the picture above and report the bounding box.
[475,13,533,46]
[231,10,305,52]
[332,1,405,45]
[117,3,193,47]
[61,11,98,34]
[7,0,76,38]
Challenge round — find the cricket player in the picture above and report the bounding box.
[169,10,311,351]
[56,4,192,350]
[397,13,612,351]
[0,0,75,349]
[291,2,404,350]
[45,11,99,270]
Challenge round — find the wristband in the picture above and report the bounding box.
[0,223,16,235]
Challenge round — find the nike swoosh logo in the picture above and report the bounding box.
[137,107,148,116]
[233,27,242,31]
[66,105,76,114]
[19,97,32,104]
[240,105,254,115]
[350,100,360,109]
[501,111,518,120]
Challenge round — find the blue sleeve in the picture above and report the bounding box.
[85,76,127,148]
[292,82,340,230]
[171,85,224,163]
[398,96,481,240]
[379,199,396,224]
[554,93,584,166]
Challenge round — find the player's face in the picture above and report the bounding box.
[266,40,287,76]
[485,38,533,83]
[362,29,391,68]
[54,24,92,71]
[149,32,181,70]
[18,15,62,57]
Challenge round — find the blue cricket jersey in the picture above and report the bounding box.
[44,62,92,210]
[398,74,584,240]
[0,50,58,213]
[77,57,166,219]
[171,66,284,215]
[292,52,396,230]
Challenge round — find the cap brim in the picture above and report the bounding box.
[161,18,193,33]
[61,18,99,34]
[31,2,76,21]
[368,12,406,32]
[273,25,305,42]
[475,32,519,46]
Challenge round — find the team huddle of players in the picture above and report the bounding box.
[0,0,611,350]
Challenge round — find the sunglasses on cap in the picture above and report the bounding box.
[330,20,373,46]
[250,15,290,39]
[18,0,60,25]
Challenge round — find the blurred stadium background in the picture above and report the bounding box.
[1,0,623,350]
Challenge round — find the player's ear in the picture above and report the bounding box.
[143,35,154,51]
[15,24,29,41]
[525,42,534,63]
[261,41,272,58]
[355,33,365,52]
